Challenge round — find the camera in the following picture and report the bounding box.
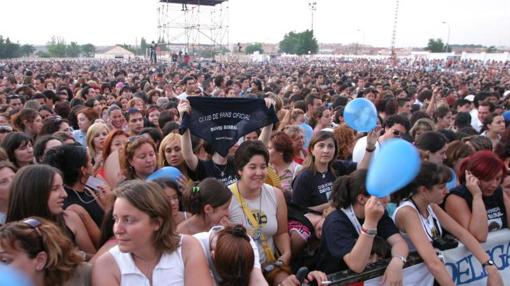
[432,235,458,251]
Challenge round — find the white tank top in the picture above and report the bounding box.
[228,183,278,263]
[393,200,443,252]
[109,236,185,286]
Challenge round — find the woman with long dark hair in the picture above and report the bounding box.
[6,165,96,255]
[393,162,503,285]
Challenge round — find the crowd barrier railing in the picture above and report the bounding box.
[305,229,510,286]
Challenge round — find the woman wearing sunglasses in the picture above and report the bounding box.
[0,217,91,286]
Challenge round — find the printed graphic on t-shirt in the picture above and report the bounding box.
[487,206,504,231]
[248,209,268,227]
[318,182,333,199]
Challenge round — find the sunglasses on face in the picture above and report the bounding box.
[392,129,401,137]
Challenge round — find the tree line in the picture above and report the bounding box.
[0,35,97,59]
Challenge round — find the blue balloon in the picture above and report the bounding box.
[366,139,421,198]
[299,123,313,149]
[147,166,182,181]
[0,266,32,286]
[503,110,510,123]
[344,98,378,132]
[446,167,458,191]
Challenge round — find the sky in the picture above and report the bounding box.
[1,0,509,48]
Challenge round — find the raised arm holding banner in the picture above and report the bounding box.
[179,97,279,157]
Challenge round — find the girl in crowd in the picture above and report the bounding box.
[119,135,157,180]
[44,144,107,249]
[40,116,72,135]
[415,131,448,164]
[0,217,91,286]
[177,178,232,235]
[409,118,435,141]
[310,106,334,135]
[92,180,213,286]
[316,169,408,285]
[33,135,62,163]
[193,224,268,286]
[6,165,96,255]
[86,122,109,173]
[393,162,503,285]
[147,105,161,129]
[0,161,15,224]
[333,124,357,161]
[481,113,506,149]
[152,178,189,225]
[96,129,128,179]
[1,132,34,168]
[287,203,332,272]
[13,108,43,140]
[158,133,193,180]
[292,129,377,211]
[444,140,474,174]
[292,131,337,211]
[268,131,301,201]
[444,150,509,242]
[432,106,453,130]
[229,140,291,286]
[73,107,98,146]
[283,125,307,164]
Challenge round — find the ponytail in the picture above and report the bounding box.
[183,178,232,215]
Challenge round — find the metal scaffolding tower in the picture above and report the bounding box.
[390,0,399,64]
[157,0,229,55]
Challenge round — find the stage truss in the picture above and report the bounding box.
[157,0,229,55]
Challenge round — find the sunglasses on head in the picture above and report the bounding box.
[23,217,42,237]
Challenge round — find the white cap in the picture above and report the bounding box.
[503,90,510,98]
[464,94,475,102]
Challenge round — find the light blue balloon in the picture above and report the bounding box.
[446,167,458,191]
[0,266,33,286]
[299,123,313,149]
[344,98,378,132]
[366,139,421,198]
[147,166,182,182]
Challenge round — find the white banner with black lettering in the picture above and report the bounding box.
[361,229,510,285]
[442,229,510,285]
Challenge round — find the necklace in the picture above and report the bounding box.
[67,186,98,205]
[409,198,441,240]
[213,163,227,177]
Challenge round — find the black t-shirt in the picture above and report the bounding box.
[315,209,399,274]
[63,186,104,227]
[446,185,508,231]
[194,158,238,186]
[331,160,357,177]
[292,169,335,208]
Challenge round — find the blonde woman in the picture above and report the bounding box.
[158,133,193,181]
[86,122,110,174]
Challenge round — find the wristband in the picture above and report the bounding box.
[392,255,407,264]
[366,146,376,152]
[361,225,377,237]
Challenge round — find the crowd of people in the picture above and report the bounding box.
[0,56,508,285]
